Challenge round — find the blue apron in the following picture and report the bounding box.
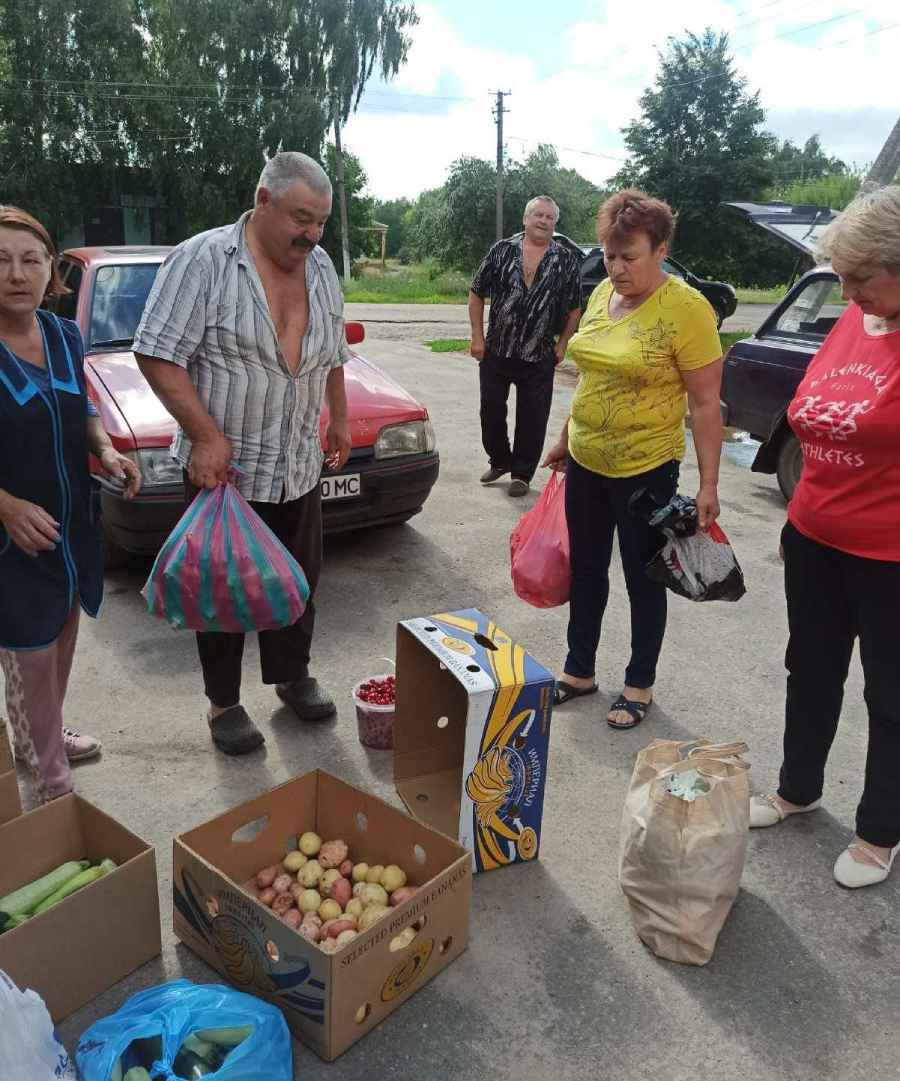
[0,311,104,650]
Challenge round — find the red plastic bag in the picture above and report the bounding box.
[510,471,570,608]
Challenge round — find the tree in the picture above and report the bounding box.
[0,0,148,237]
[768,134,846,191]
[404,146,605,270]
[372,196,412,257]
[0,0,416,246]
[615,29,793,284]
[320,143,373,266]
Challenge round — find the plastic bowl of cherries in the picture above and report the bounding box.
[352,673,396,750]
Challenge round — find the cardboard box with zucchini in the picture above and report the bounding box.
[0,718,21,825]
[173,769,471,1062]
[393,610,554,873]
[0,793,161,1022]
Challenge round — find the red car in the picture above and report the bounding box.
[45,246,439,565]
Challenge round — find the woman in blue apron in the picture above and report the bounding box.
[0,207,141,802]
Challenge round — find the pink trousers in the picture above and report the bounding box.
[0,606,79,802]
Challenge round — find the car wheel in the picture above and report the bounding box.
[103,527,133,570]
[776,433,803,501]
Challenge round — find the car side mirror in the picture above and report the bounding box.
[345,321,365,346]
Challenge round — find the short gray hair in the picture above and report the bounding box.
[524,195,560,221]
[817,184,900,273]
[256,152,332,202]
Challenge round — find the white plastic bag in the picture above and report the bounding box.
[0,969,76,1080]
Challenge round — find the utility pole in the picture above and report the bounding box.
[492,90,510,242]
[332,107,352,286]
[866,116,900,188]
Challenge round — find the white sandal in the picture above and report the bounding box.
[749,793,821,828]
[833,841,899,889]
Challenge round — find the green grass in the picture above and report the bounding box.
[344,262,471,304]
[719,331,748,352]
[426,338,471,353]
[735,285,788,304]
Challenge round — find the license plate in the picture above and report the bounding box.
[321,473,361,501]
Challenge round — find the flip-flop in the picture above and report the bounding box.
[553,680,599,706]
[208,706,265,755]
[606,694,653,730]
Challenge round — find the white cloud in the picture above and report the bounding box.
[344,1,900,199]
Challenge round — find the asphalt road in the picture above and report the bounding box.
[34,336,897,1079]
[345,301,773,342]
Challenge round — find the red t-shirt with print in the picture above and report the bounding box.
[787,304,900,561]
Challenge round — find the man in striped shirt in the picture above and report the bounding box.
[134,152,351,755]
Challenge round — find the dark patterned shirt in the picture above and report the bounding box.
[470,236,582,363]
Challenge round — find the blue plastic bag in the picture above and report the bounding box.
[75,980,292,1081]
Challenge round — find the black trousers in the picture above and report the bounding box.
[564,456,678,688]
[478,351,556,482]
[780,521,900,847]
[184,477,322,707]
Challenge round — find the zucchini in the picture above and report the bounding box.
[193,1025,252,1048]
[0,861,89,924]
[30,865,104,915]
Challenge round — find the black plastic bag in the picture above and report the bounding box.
[629,490,747,603]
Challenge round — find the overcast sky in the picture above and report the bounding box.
[342,0,899,201]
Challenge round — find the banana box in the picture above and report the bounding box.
[393,609,554,873]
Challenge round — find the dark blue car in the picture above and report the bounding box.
[720,202,842,499]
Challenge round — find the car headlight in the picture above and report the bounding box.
[127,448,183,487]
[374,420,436,460]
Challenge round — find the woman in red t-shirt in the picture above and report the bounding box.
[749,185,900,888]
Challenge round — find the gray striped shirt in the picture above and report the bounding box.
[133,211,349,502]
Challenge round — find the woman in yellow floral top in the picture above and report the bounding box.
[543,190,723,729]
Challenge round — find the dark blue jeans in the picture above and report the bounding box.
[564,456,679,688]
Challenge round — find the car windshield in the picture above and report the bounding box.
[768,275,847,341]
[89,263,161,348]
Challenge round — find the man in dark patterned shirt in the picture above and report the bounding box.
[469,195,582,496]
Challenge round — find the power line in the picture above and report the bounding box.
[507,135,625,162]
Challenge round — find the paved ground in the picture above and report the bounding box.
[345,301,773,343]
[26,335,898,1078]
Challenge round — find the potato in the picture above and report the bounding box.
[320,869,341,894]
[318,840,349,869]
[335,929,358,947]
[257,887,276,907]
[282,851,307,873]
[299,831,322,857]
[365,864,385,884]
[345,898,363,920]
[290,882,306,903]
[302,912,322,928]
[299,920,320,944]
[298,861,323,888]
[358,904,389,932]
[351,863,369,884]
[389,886,417,907]
[318,899,342,922]
[298,889,323,914]
[352,882,367,898]
[329,876,352,909]
[380,865,407,893]
[360,883,389,909]
[339,859,354,878]
[271,893,294,917]
[282,908,303,930]
[319,938,338,954]
[272,873,293,895]
[255,865,280,889]
[322,917,357,939]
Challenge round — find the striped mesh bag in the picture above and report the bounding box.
[142,483,309,632]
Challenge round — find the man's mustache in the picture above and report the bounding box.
[291,238,315,249]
